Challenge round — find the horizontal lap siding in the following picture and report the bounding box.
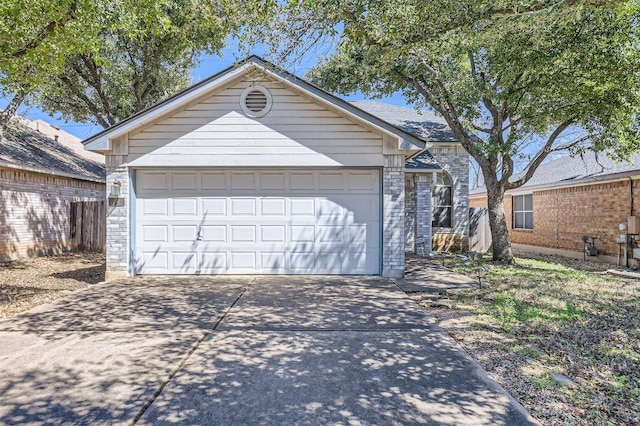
[0,168,105,260]
[127,80,385,167]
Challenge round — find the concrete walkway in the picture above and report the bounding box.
[0,275,536,425]
[396,256,479,293]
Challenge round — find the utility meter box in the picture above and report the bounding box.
[628,216,640,234]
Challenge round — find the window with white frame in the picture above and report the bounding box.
[513,194,533,229]
[432,172,453,228]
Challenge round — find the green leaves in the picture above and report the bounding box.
[1,0,269,127]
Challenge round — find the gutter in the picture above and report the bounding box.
[0,159,106,184]
[470,170,640,197]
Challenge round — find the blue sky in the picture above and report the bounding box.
[0,45,410,140]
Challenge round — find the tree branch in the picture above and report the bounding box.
[506,119,575,189]
[11,1,78,58]
[0,90,27,126]
[58,75,110,128]
[490,0,619,16]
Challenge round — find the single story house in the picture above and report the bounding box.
[470,150,640,264]
[0,117,105,260]
[83,56,468,280]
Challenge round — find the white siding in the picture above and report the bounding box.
[127,80,385,167]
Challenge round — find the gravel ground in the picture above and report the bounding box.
[0,253,105,319]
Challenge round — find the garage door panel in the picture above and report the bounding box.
[172,225,197,242]
[172,252,197,272]
[139,172,168,190]
[230,252,257,269]
[261,198,286,216]
[317,225,344,243]
[135,169,380,275]
[289,172,315,190]
[290,198,316,216]
[230,198,256,215]
[143,225,168,242]
[172,172,197,190]
[261,252,287,270]
[231,172,256,190]
[143,199,168,215]
[231,226,256,242]
[201,172,226,189]
[260,173,286,190]
[261,226,286,242]
[348,171,377,191]
[172,198,198,216]
[202,225,226,242]
[201,198,227,216]
[141,251,169,269]
[200,252,227,271]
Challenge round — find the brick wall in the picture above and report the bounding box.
[383,154,405,278]
[404,177,416,251]
[404,146,470,253]
[469,177,640,256]
[0,167,105,260]
[433,146,469,251]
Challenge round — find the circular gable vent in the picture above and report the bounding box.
[240,85,272,118]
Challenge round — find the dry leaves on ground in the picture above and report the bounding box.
[0,253,105,319]
[416,255,640,426]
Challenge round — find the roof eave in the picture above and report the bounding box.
[470,169,640,196]
[84,56,427,153]
[0,159,106,183]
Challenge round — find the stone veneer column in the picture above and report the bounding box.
[382,154,405,278]
[404,176,416,252]
[415,174,433,253]
[105,155,130,281]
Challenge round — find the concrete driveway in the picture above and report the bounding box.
[0,276,536,425]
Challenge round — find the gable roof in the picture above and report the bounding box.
[351,101,458,143]
[83,55,426,153]
[404,150,442,170]
[470,150,640,195]
[0,117,105,183]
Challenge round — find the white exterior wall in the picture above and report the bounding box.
[127,79,385,168]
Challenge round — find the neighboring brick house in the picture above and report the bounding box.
[470,150,640,263]
[0,117,106,261]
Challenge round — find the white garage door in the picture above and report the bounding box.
[134,169,380,275]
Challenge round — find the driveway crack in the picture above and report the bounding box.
[130,278,256,425]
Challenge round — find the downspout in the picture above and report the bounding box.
[630,177,634,216]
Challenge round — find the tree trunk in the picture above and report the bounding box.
[486,180,515,264]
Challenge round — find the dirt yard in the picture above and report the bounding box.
[416,254,640,426]
[0,253,105,319]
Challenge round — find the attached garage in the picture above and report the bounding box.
[135,168,380,274]
[84,56,426,280]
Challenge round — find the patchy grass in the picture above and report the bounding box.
[422,255,640,426]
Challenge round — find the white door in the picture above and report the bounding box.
[134,169,380,274]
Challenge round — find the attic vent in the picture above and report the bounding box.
[240,85,272,118]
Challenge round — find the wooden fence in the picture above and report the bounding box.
[469,207,492,253]
[70,201,106,252]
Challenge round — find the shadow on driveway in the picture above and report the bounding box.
[0,275,537,425]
